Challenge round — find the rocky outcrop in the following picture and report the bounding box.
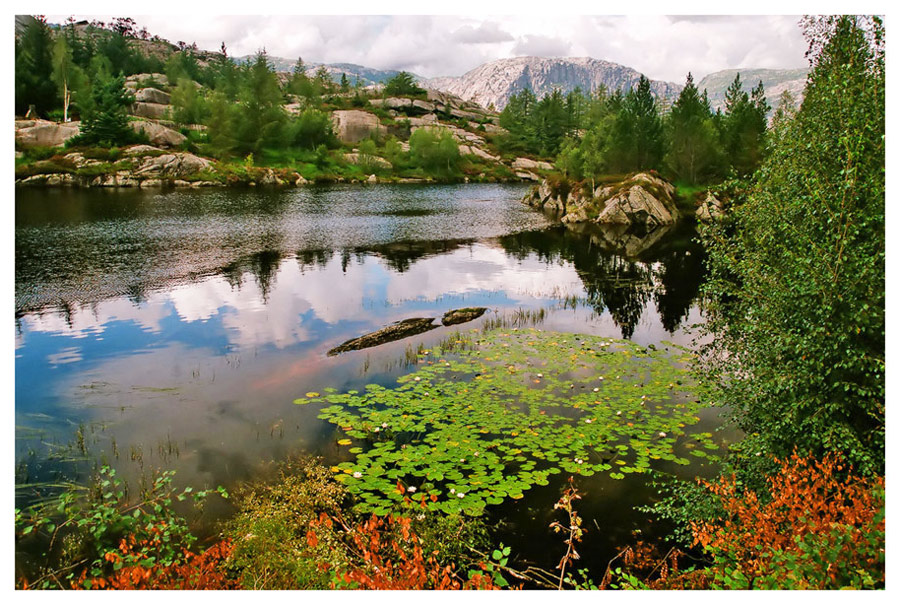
[331,110,385,144]
[134,152,212,178]
[134,87,171,104]
[15,119,81,148]
[327,318,438,356]
[513,157,553,172]
[696,191,725,222]
[458,144,499,162]
[526,173,679,229]
[130,120,186,147]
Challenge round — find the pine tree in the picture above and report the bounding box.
[664,72,724,183]
[76,74,137,146]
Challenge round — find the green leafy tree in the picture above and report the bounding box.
[51,34,86,122]
[699,16,885,475]
[409,128,459,174]
[383,71,425,97]
[75,73,139,146]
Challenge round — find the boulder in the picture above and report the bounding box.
[15,119,80,148]
[123,144,163,156]
[595,185,677,227]
[331,110,385,144]
[134,152,212,178]
[132,102,170,120]
[513,157,553,172]
[134,87,171,104]
[515,171,539,182]
[696,191,725,222]
[458,144,500,162]
[130,120,186,147]
[367,174,378,184]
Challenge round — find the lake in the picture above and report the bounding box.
[15,183,730,571]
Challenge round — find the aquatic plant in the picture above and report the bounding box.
[298,328,717,515]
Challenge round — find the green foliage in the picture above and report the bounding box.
[15,465,226,589]
[170,77,208,125]
[719,73,770,176]
[383,71,425,97]
[232,52,288,155]
[300,329,718,516]
[15,16,58,116]
[409,128,460,175]
[699,16,885,474]
[73,74,140,147]
[664,73,724,184]
[291,108,335,150]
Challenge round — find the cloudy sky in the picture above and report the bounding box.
[46,11,811,83]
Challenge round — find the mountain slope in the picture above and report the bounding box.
[697,67,809,112]
[425,56,682,110]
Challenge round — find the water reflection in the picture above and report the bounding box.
[15,186,712,568]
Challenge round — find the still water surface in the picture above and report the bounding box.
[15,184,728,570]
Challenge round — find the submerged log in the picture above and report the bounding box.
[441,307,487,326]
[327,318,438,356]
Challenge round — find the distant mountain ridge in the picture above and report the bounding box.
[424,56,682,110]
[236,55,419,86]
[697,67,809,112]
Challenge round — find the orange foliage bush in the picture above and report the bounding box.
[308,512,498,590]
[608,452,885,590]
[71,536,238,590]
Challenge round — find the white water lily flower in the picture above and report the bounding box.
[593,387,599,392]
[584,419,592,424]
[457,492,465,498]
[599,376,604,380]
[381,422,388,428]
[414,377,421,381]
[658,432,667,437]
[450,488,455,494]
[616,411,622,416]
[373,427,380,432]
[407,486,417,493]
[353,471,362,478]
[460,458,466,462]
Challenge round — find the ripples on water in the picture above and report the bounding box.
[15,184,726,570]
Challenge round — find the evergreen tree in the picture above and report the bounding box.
[340,73,350,92]
[76,73,138,146]
[721,73,769,176]
[383,71,425,96]
[234,52,287,155]
[664,72,724,183]
[15,15,57,116]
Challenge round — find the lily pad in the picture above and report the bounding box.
[305,328,717,515]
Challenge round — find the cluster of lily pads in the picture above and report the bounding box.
[297,328,718,515]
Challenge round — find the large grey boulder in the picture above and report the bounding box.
[15,119,81,148]
[331,110,385,144]
[132,102,170,120]
[130,120,186,147]
[594,183,678,227]
[134,152,212,178]
[134,87,171,104]
[513,157,553,172]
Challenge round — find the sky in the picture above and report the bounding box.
[43,11,812,83]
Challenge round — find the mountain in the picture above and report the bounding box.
[424,56,683,110]
[697,67,809,112]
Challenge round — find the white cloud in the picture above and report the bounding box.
[47,14,808,82]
